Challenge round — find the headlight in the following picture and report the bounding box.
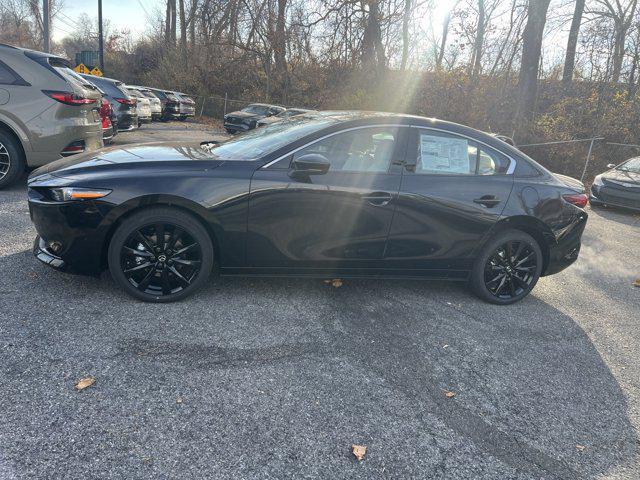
[49,187,112,202]
[592,175,603,186]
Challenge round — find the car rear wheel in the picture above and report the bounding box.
[108,207,214,302]
[0,130,25,189]
[469,230,542,305]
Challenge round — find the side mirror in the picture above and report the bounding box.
[607,163,616,169]
[289,153,331,177]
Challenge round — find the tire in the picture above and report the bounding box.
[0,129,25,189]
[108,207,214,302]
[469,229,543,305]
[589,199,604,208]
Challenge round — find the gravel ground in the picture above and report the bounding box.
[1,122,639,479]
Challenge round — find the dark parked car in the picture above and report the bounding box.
[257,108,316,127]
[80,74,138,131]
[224,103,285,133]
[173,92,196,120]
[0,44,103,188]
[147,88,181,121]
[28,112,588,304]
[589,157,640,211]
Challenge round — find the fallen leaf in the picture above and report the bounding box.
[331,279,343,288]
[633,279,640,288]
[75,377,96,391]
[443,344,449,349]
[352,444,366,461]
[576,444,586,451]
[444,390,456,398]
[176,397,183,404]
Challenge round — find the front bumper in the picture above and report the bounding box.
[28,188,112,275]
[224,122,252,133]
[590,184,640,211]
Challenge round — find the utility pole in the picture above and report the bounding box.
[43,0,50,52]
[98,0,104,72]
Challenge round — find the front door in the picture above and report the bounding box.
[385,127,515,277]
[246,126,407,271]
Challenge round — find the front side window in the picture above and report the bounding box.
[412,129,510,175]
[293,127,397,173]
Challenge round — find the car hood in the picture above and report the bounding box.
[553,173,585,193]
[602,168,640,186]
[226,110,262,120]
[29,142,226,181]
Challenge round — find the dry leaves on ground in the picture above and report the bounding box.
[444,390,456,398]
[352,444,367,461]
[75,377,96,391]
[576,444,586,451]
[633,279,640,288]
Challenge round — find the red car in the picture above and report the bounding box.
[99,98,116,144]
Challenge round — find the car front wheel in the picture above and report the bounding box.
[108,207,214,302]
[469,229,543,305]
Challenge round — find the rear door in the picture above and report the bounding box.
[247,126,407,271]
[385,127,515,276]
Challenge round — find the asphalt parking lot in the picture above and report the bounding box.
[1,121,639,479]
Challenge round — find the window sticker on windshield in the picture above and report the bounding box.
[419,134,470,173]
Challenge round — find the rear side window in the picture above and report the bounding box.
[0,63,18,84]
[0,61,27,85]
[411,129,511,175]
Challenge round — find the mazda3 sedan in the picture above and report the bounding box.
[27,112,588,304]
[589,157,640,211]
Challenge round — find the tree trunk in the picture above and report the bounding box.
[436,12,451,70]
[612,23,626,84]
[179,0,187,58]
[362,0,386,74]
[400,0,412,71]
[170,0,177,43]
[165,0,172,43]
[562,0,584,85]
[274,0,288,97]
[471,0,485,78]
[515,0,551,135]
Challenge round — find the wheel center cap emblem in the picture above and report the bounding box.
[158,254,167,262]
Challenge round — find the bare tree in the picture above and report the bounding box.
[562,0,585,84]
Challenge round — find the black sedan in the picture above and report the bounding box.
[589,157,640,211]
[27,112,588,304]
[223,103,285,133]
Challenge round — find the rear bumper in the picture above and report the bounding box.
[543,210,588,276]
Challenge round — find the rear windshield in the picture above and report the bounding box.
[204,117,337,160]
[48,58,98,91]
[150,90,168,100]
[140,90,157,99]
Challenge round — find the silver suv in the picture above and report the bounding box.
[0,44,103,188]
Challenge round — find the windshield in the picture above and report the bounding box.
[618,157,640,173]
[205,117,337,160]
[242,105,272,115]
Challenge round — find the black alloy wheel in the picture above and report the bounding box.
[470,230,542,305]
[108,207,214,302]
[0,141,9,180]
[484,240,538,300]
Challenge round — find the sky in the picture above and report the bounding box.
[52,0,163,41]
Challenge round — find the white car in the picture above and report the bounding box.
[125,87,152,124]
[129,85,162,120]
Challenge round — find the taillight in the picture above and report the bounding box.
[99,99,112,119]
[43,90,95,106]
[562,193,588,208]
[101,116,112,129]
[115,98,136,105]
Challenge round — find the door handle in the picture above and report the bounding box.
[473,195,501,207]
[363,192,392,206]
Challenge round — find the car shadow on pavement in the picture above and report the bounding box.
[0,249,637,479]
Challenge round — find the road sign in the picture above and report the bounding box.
[90,67,103,77]
[74,63,89,74]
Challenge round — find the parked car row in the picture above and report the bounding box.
[223,103,315,133]
[0,43,197,188]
